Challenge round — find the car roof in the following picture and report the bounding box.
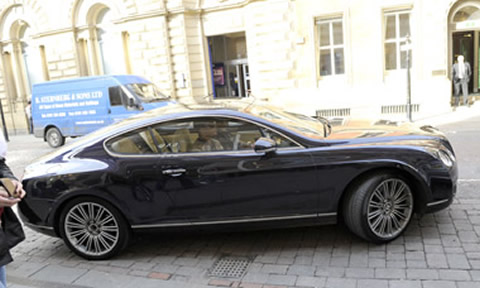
[38,100,267,161]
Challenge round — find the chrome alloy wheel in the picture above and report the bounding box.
[64,202,120,257]
[367,179,413,239]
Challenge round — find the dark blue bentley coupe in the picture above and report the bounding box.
[19,101,457,259]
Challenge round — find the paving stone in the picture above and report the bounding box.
[315,267,345,278]
[357,279,388,288]
[423,245,444,253]
[266,274,296,286]
[286,265,315,276]
[294,256,313,265]
[406,269,439,280]
[242,272,269,284]
[421,280,456,288]
[387,260,407,268]
[349,254,368,267]
[261,264,289,275]
[329,257,349,267]
[173,257,200,267]
[374,268,405,279]
[295,276,326,288]
[406,260,427,268]
[406,252,425,261]
[389,280,422,288]
[7,262,47,279]
[345,268,374,279]
[30,265,88,285]
[277,257,295,265]
[368,258,386,268]
[446,253,471,269]
[456,282,480,288]
[426,253,448,268]
[437,269,471,281]
[324,278,356,288]
[471,270,480,281]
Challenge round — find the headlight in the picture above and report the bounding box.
[436,149,455,168]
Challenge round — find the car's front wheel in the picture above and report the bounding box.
[343,173,414,243]
[59,197,130,260]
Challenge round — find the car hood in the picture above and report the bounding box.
[325,117,446,143]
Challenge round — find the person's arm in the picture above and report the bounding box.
[0,158,16,180]
[0,158,25,200]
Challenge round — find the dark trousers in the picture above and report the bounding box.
[454,79,469,106]
[28,117,33,134]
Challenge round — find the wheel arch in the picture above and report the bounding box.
[44,125,62,141]
[50,191,132,237]
[336,164,429,222]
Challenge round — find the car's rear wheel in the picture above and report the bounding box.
[343,173,414,243]
[59,197,130,260]
[46,127,65,148]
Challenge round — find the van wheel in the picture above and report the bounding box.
[46,127,65,148]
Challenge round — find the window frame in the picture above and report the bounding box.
[383,9,412,72]
[316,16,346,78]
[103,115,304,158]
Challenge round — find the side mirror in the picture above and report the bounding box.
[254,137,276,154]
[127,98,144,111]
[127,97,135,107]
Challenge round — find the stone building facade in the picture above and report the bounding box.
[0,0,476,134]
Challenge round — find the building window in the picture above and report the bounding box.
[384,10,411,70]
[316,17,345,76]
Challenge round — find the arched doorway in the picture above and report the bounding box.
[74,2,130,76]
[449,1,480,98]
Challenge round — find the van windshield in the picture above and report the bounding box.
[126,83,169,102]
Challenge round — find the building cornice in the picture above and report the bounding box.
[16,0,268,39]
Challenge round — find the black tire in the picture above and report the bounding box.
[58,197,130,260]
[343,172,414,243]
[46,127,65,148]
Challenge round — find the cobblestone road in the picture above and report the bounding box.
[4,113,480,288]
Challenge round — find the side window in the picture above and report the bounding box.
[217,119,262,151]
[109,86,123,106]
[106,128,158,155]
[261,128,299,148]
[146,117,299,155]
[150,117,265,154]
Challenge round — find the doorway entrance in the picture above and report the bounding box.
[449,2,480,102]
[208,33,250,98]
[452,31,475,93]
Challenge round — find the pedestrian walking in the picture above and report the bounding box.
[0,131,26,288]
[452,55,472,108]
[25,100,32,134]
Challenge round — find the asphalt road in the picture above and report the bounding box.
[438,115,480,181]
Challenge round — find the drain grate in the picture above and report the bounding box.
[208,256,252,279]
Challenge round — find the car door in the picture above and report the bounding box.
[151,116,319,224]
[104,126,185,225]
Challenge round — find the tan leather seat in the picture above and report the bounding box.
[139,130,158,153]
[173,128,194,152]
[110,137,141,154]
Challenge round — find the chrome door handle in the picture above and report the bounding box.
[162,168,186,177]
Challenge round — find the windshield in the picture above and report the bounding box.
[245,104,327,139]
[126,83,169,102]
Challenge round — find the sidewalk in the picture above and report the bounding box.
[414,101,480,127]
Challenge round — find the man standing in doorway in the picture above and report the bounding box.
[452,55,472,108]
